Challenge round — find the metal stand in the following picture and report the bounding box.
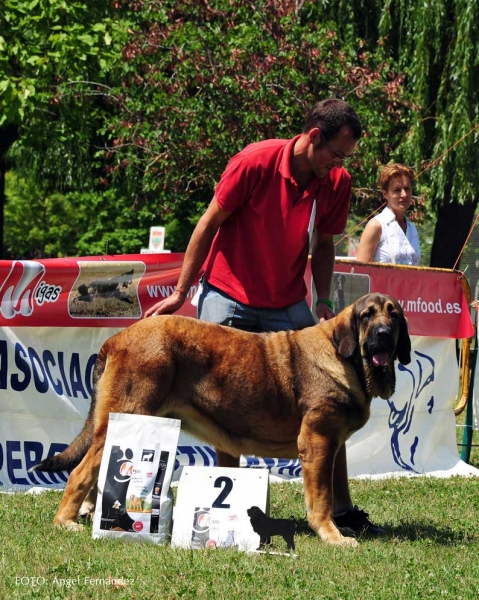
[460,342,477,463]
[459,299,478,464]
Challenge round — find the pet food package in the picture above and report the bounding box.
[92,413,180,545]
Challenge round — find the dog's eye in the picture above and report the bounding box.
[361,307,375,320]
[387,304,399,318]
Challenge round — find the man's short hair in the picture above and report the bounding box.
[303,99,362,141]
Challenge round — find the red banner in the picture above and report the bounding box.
[331,259,473,339]
[0,254,473,338]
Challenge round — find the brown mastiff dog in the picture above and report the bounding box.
[35,292,410,546]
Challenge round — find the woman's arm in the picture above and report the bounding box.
[356,219,382,262]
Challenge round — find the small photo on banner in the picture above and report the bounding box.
[332,271,370,313]
[172,467,269,552]
[69,261,145,319]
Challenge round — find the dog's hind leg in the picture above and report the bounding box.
[53,432,107,530]
[215,449,240,468]
[53,359,172,529]
[78,482,98,521]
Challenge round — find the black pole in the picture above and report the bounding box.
[0,125,19,259]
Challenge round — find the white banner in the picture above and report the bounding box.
[0,326,477,490]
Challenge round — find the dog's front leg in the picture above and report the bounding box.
[332,443,353,513]
[298,418,358,547]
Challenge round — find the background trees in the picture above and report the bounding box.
[1,0,478,273]
[376,0,479,269]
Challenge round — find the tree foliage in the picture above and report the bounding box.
[1,0,410,256]
[363,0,479,268]
[3,172,157,259]
[377,0,479,206]
[1,0,477,267]
[0,0,123,186]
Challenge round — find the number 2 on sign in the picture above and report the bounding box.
[212,476,233,508]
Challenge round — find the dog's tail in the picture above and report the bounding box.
[33,348,108,473]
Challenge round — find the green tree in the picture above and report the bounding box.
[3,172,169,258]
[0,0,127,256]
[387,0,479,270]
[0,0,413,257]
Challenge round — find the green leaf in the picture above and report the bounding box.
[26,55,41,65]
[77,34,95,46]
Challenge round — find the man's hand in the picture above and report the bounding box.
[144,290,186,318]
[143,197,231,320]
[315,302,335,323]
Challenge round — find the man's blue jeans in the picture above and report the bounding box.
[197,278,316,332]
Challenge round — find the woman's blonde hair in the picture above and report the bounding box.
[378,163,415,191]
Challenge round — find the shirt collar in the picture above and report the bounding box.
[280,134,326,195]
[383,206,410,224]
[279,135,301,180]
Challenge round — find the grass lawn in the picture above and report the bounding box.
[1,461,478,600]
[1,394,477,600]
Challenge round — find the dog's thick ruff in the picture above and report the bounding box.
[35,293,410,546]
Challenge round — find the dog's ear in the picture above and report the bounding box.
[395,313,411,365]
[332,306,358,358]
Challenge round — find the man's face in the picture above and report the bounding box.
[307,126,358,178]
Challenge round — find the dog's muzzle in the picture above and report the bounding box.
[367,324,394,367]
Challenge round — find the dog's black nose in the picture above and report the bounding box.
[375,326,392,341]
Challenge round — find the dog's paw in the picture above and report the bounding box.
[78,501,95,521]
[336,535,359,548]
[54,519,84,532]
[318,523,359,547]
[322,533,359,547]
[337,526,356,538]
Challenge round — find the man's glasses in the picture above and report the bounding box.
[324,140,354,164]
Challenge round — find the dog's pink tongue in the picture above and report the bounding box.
[372,351,389,366]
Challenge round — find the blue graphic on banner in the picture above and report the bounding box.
[387,350,435,472]
[0,440,69,487]
[174,445,303,480]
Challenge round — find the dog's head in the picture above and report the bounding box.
[77,284,89,296]
[332,293,411,399]
[120,269,134,288]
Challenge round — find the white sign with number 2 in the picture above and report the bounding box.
[172,466,269,552]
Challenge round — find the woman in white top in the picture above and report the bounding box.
[356,163,421,265]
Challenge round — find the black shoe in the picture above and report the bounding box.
[333,506,386,536]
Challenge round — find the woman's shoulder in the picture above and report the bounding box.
[366,217,383,233]
[362,217,383,245]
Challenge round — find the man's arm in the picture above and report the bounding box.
[144,198,231,317]
[310,230,336,322]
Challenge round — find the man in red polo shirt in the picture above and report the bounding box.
[146,98,384,536]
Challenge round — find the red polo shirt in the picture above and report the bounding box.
[203,135,351,308]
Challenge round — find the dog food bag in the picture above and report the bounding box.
[92,413,180,545]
